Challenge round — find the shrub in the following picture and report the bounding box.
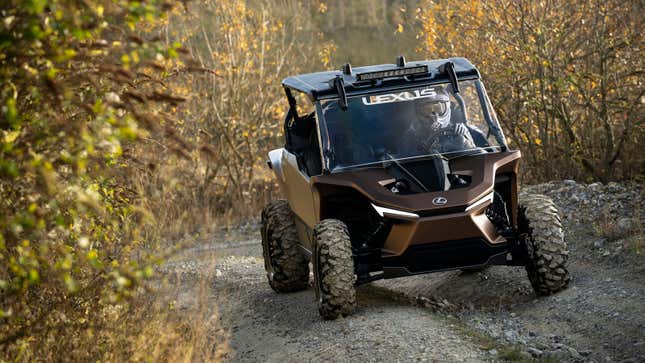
[0,0,199,359]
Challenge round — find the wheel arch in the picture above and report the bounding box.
[313,183,385,249]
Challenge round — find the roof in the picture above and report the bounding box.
[282,57,480,101]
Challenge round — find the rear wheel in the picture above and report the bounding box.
[313,219,356,320]
[519,193,570,295]
[261,200,309,293]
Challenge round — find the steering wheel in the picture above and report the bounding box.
[422,125,475,154]
[371,146,390,162]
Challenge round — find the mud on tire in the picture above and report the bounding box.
[313,219,356,320]
[261,200,309,293]
[519,193,571,295]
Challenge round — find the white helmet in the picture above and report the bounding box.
[415,87,451,130]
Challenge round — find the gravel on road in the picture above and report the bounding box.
[163,181,644,362]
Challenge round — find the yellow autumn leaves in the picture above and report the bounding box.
[418,0,643,181]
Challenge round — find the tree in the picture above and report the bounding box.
[418,0,644,182]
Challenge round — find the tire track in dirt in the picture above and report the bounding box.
[207,247,491,362]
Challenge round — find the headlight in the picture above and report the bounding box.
[371,203,419,220]
[465,191,494,212]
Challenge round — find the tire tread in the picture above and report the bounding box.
[261,200,309,293]
[519,192,571,295]
[313,219,356,320]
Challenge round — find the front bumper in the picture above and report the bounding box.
[381,204,505,256]
[376,203,515,278]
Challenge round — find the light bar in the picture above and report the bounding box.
[356,65,428,81]
[371,203,419,220]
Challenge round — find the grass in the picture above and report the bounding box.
[118,255,229,362]
[441,315,554,363]
[0,236,230,362]
[589,197,644,262]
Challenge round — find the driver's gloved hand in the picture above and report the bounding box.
[454,123,470,137]
[455,123,476,145]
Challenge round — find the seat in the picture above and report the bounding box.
[450,104,489,147]
[287,112,322,176]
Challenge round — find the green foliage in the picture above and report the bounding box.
[0,0,333,359]
[0,0,190,359]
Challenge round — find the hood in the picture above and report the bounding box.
[312,150,521,216]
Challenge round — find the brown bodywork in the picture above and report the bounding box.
[310,151,520,255]
[274,141,522,280]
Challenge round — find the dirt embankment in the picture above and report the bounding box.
[165,180,643,362]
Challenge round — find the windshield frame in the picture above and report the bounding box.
[315,79,508,173]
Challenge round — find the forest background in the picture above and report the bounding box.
[0,0,642,360]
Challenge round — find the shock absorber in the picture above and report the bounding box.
[486,191,512,234]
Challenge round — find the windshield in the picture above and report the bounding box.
[318,80,506,171]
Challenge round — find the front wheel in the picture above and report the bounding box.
[519,193,571,295]
[313,219,356,320]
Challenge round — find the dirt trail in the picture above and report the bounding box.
[377,246,645,362]
[164,181,644,362]
[170,240,491,362]
[167,234,643,362]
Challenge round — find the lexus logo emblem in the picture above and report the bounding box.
[432,196,448,206]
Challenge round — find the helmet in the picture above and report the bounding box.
[414,87,451,130]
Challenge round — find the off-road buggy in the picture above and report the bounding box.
[261,57,570,320]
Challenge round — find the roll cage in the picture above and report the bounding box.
[281,57,508,176]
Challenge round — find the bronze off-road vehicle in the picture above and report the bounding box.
[261,57,570,320]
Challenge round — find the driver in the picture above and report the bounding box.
[402,86,475,154]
